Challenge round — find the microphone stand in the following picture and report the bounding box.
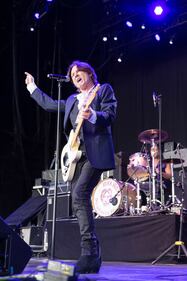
[157,95,165,207]
[154,94,165,207]
[50,77,65,260]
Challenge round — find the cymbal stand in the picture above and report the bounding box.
[134,180,141,215]
[170,160,177,206]
[150,139,157,205]
[143,145,152,210]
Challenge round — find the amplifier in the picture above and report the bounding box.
[47,183,70,196]
[20,226,44,252]
[46,192,72,221]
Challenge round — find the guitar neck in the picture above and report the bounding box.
[71,118,84,147]
[70,84,100,148]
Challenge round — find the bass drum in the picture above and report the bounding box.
[91,178,137,217]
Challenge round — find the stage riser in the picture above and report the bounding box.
[46,214,187,262]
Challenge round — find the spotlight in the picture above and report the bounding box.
[169,39,173,45]
[30,27,35,32]
[113,36,118,41]
[154,5,163,16]
[155,34,161,41]
[117,57,122,63]
[34,12,40,19]
[141,24,146,30]
[102,36,108,42]
[149,1,168,19]
[126,21,133,28]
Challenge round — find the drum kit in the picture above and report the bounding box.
[91,129,184,218]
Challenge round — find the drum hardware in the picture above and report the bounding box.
[109,181,135,215]
[152,155,187,264]
[133,181,141,214]
[138,128,169,209]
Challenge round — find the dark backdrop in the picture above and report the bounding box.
[0,0,187,217]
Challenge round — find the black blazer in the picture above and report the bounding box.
[31,83,117,170]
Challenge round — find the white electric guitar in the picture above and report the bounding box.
[61,84,100,182]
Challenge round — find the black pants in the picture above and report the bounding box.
[71,156,103,256]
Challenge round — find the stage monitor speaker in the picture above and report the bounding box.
[0,217,32,275]
[5,196,47,228]
[46,192,72,221]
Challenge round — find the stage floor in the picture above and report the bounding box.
[20,257,187,281]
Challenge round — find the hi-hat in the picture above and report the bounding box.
[138,129,168,144]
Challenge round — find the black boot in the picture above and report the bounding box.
[76,239,101,274]
[76,254,102,274]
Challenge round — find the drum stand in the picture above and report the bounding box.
[150,139,164,210]
[150,139,157,205]
[134,180,142,215]
[170,160,178,206]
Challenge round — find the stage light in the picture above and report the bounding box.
[126,21,133,28]
[113,36,118,41]
[141,24,146,30]
[154,5,163,16]
[34,12,40,19]
[30,27,35,32]
[117,57,122,63]
[169,39,173,45]
[155,34,161,41]
[149,1,168,20]
[102,36,108,42]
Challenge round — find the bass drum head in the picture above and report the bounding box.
[91,178,122,217]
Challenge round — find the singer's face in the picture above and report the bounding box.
[71,65,93,91]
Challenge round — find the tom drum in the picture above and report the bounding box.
[127,152,149,182]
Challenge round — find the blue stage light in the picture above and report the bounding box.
[154,5,163,16]
[126,21,133,28]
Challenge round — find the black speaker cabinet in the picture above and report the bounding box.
[0,217,32,275]
[46,192,72,221]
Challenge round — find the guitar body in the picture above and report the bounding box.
[61,84,100,182]
[61,129,82,182]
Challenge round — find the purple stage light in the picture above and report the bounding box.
[155,34,160,41]
[149,1,168,20]
[126,21,133,28]
[154,5,163,16]
[34,13,40,19]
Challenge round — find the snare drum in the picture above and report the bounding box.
[91,178,137,217]
[127,152,149,182]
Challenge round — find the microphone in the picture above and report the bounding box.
[152,91,157,107]
[47,74,70,82]
[109,196,118,206]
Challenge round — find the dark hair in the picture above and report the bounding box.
[67,60,98,84]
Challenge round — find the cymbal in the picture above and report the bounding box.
[162,158,184,165]
[138,129,168,144]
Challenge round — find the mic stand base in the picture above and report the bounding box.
[152,241,187,265]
